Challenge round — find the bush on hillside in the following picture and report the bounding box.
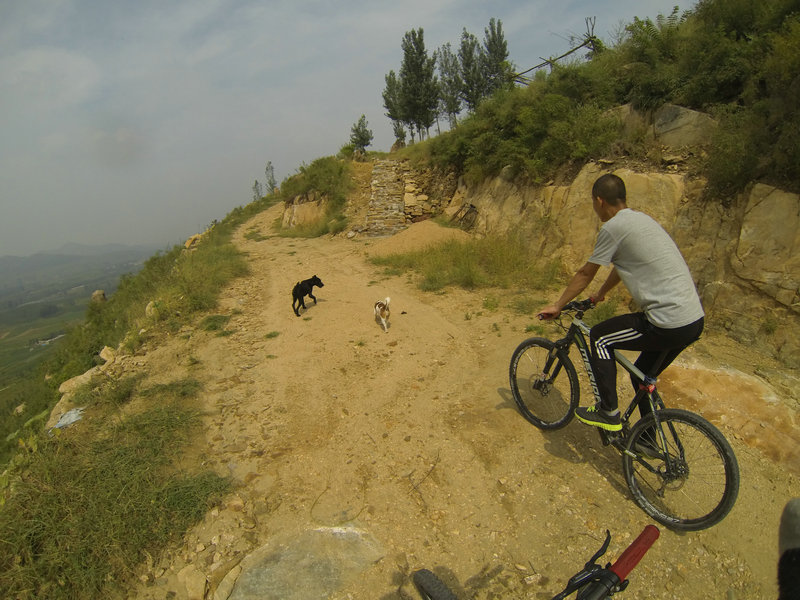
[279,156,353,236]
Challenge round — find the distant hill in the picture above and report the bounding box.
[0,243,164,310]
[0,242,167,381]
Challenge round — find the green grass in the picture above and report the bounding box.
[200,314,231,332]
[0,307,85,379]
[583,298,621,327]
[140,377,203,400]
[511,295,545,315]
[0,378,229,599]
[41,205,259,388]
[244,228,268,241]
[370,232,562,293]
[483,296,499,311]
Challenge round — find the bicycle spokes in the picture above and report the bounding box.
[623,409,739,531]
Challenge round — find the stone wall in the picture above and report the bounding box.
[401,165,458,222]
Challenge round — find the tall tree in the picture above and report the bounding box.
[264,161,276,194]
[382,70,403,123]
[350,114,374,153]
[482,18,513,95]
[436,42,463,127]
[458,28,486,112]
[399,28,439,140]
[383,70,412,143]
[252,179,262,202]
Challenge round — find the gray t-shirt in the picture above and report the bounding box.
[589,208,704,328]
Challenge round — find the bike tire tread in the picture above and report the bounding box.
[413,569,459,600]
[509,337,580,430]
[623,408,740,531]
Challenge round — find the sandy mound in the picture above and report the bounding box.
[365,219,471,257]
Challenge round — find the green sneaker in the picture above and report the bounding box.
[575,405,622,432]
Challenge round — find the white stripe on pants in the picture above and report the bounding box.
[595,328,643,360]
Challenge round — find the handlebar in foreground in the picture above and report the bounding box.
[609,524,660,581]
[551,525,659,600]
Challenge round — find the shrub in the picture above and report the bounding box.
[281,156,352,210]
[705,105,758,197]
[279,157,353,236]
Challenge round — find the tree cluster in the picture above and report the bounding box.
[607,0,800,194]
[382,19,514,143]
[407,0,800,198]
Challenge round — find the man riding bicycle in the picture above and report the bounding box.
[538,173,705,431]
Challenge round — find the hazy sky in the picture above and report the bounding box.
[0,0,687,257]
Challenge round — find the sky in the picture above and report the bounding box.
[0,0,689,257]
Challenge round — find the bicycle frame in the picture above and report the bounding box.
[551,311,679,471]
[553,313,658,409]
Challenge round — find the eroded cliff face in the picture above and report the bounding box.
[281,191,328,229]
[454,163,800,367]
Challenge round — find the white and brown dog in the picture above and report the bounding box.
[374,297,390,332]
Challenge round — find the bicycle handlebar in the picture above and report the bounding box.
[578,525,660,600]
[609,524,660,580]
[551,525,659,600]
[562,298,595,312]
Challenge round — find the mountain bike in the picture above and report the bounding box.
[509,299,739,531]
[413,525,660,600]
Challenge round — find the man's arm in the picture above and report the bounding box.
[593,267,621,302]
[538,262,601,319]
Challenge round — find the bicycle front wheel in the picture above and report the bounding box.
[509,338,579,429]
[412,569,458,600]
[623,408,740,531]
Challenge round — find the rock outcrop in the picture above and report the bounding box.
[450,163,799,366]
[281,191,328,229]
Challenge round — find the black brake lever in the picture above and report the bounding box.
[550,532,611,600]
[587,531,612,567]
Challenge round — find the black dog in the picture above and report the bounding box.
[292,275,324,316]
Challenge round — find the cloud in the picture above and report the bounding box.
[0,47,99,115]
[0,0,684,256]
[88,126,148,168]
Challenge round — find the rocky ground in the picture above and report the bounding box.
[130,200,800,600]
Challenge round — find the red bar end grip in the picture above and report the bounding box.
[609,525,660,581]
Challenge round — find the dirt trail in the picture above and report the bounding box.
[135,201,799,599]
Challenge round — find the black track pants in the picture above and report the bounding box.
[589,313,704,415]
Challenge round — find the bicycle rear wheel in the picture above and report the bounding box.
[412,569,458,600]
[509,338,579,429]
[623,408,740,531]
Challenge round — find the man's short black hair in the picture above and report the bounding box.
[592,174,627,206]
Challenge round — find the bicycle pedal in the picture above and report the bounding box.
[598,430,615,446]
